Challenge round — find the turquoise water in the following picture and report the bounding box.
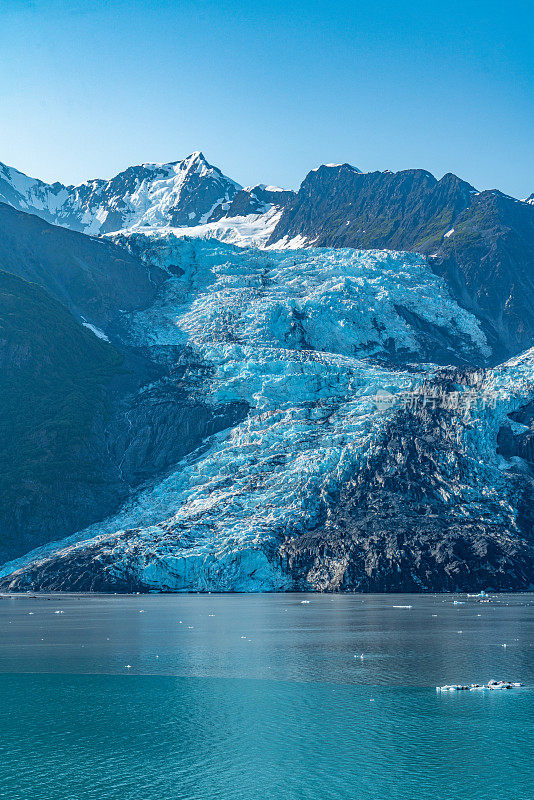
[0,593,532,800]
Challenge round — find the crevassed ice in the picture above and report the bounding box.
[121,237,490,361]
[6,239,525,592]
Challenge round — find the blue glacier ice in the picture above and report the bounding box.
[2,238,533,591]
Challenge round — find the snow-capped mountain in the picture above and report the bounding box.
[0,153,533,592]
[0,152,242,234]
[2,151,533,361]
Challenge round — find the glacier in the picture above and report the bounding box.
[2,236,533,592]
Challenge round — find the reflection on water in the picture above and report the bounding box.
[0,593,532,686]
[0,594,532,800]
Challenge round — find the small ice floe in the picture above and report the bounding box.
[82,322,110,342]
[486,680,523,690]
[437,680,524,692]
[393,605,412,609]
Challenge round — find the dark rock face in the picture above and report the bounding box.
[0,253,247,566]
[268,166,476,249]
[269,166,534,361]
[0,203,160,326]
[429,191,534,360]
[209,185,295,221]
[280,370,534,592]
[0,269,123,563]
[498,399,534,470]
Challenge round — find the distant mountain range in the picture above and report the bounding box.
[0,152,532,592]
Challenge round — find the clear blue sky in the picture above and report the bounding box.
[0,0,532,197]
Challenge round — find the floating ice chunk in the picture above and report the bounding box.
[487,679,523,690]
[437,680,524,692]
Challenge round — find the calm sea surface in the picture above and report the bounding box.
[0,592,532,800]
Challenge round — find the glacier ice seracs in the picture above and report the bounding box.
[1,238,533,592]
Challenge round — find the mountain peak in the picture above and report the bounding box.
[0,152,242,234]
[310,162,362,174]
[187,150,205,161]
[178,150,208,169]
